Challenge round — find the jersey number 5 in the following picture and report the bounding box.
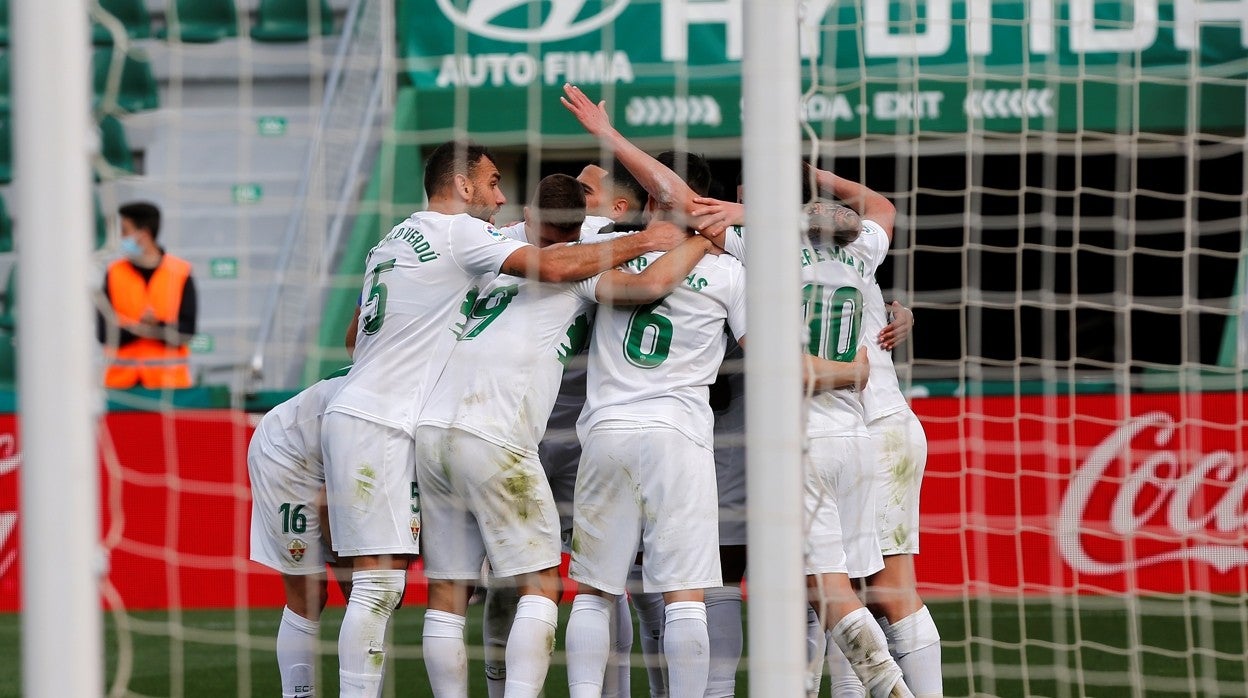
[361,258,397,335]
[803,283,863,361]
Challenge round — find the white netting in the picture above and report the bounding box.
[8,1,1246,697]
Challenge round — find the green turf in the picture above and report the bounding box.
[2,597,1245,696]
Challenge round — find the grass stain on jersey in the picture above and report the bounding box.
[354,464,377,501]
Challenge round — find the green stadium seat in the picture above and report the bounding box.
[92,47,159,113]
[0,110,10,184]
[0,191,10,253]
[159,0,240,44]
[98,114,135,176]
[95,193,107,250]
[0,51,8,110]
[92,0,153,45]
[250,0,334,42]
[0,1,8,48]
[0,329,14,386]
[0,264,15,335]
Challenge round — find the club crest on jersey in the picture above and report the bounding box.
[288,539,307,562]
[410,516,421,542]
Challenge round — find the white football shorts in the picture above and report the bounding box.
[322,412,421,557]
[413,426,562,580]
[868,409,928,556]
[570,423,722,596]
[247,435,330,575]
[804,433,884,578]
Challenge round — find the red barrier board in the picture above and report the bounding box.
[0,391,1245,611]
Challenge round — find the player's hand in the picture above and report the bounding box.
[690,196,744,243]
[878,301,913,350]
[561,83,614,138]
[640,220,691,252]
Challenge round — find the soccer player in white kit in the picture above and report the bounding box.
[807,168,943,698]
[247,369,350,698]
[483,161,651,698]
[412,174,717,698]
[322,140,689,697]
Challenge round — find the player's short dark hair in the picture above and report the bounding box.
[657,150,712,196]
[602,158,648,211]
[424,140,497,199]
[531,173,587,233]
[119,201,161,239]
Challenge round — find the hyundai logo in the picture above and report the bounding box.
[435,0,631,43]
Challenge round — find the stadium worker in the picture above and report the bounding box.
[96,201,197,389]
[482,160,650,698]
[320,140,689,698]
[414,173,718,698]
[247,367,352,698]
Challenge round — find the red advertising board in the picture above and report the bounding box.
[0,391,1245,611]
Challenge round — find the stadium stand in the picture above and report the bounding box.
[91,0,153,46]
[0,1,8,48]
[158,0,240,44]
[92,46,160,113]
[251,0,335,42]
[98,114,135,176]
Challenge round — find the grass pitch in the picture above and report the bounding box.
[2,597,1244,696]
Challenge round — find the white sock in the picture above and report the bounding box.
[566,594,613,698]
[277,606,318,698]
[830,607,913,698]
[704,587,743,698]
[504,595,559,698]
[805,605,828,698]
[423,609,468,698]
[603,594,633,698]
[884,607,943,698]
[483,586,519,698]
[663,601,709,698]
[632,590,667,697]
[826,631,867,698]
[338,569,405,698]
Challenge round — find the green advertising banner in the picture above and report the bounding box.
[399,0,1247,137]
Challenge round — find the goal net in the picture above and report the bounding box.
[7,1,1247,697]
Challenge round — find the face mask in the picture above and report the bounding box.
[119,236,143,261]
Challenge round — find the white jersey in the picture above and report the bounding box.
[326,211,530,434]
[846,221,908,422]
[251,372,347,480]
[800,224,887,437]
[578,251,748,449]
[418,272,600,457]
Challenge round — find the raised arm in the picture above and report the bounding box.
[807,165,895,240]
[499,223,687,283]
[595,229,715,305]
[561,83,731,238]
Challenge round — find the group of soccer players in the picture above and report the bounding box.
[245,82,942,698]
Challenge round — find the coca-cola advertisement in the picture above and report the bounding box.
[912,391,1248,595]
[0,391,1245,610]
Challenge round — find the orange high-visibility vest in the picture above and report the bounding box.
[103,254,193,389]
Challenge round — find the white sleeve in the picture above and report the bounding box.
[497,221,528,242]
[722,225,746,263]
[858,220,890,271]
[448,217,531,276]
[724,260,748,341]
[572,275,601,303]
